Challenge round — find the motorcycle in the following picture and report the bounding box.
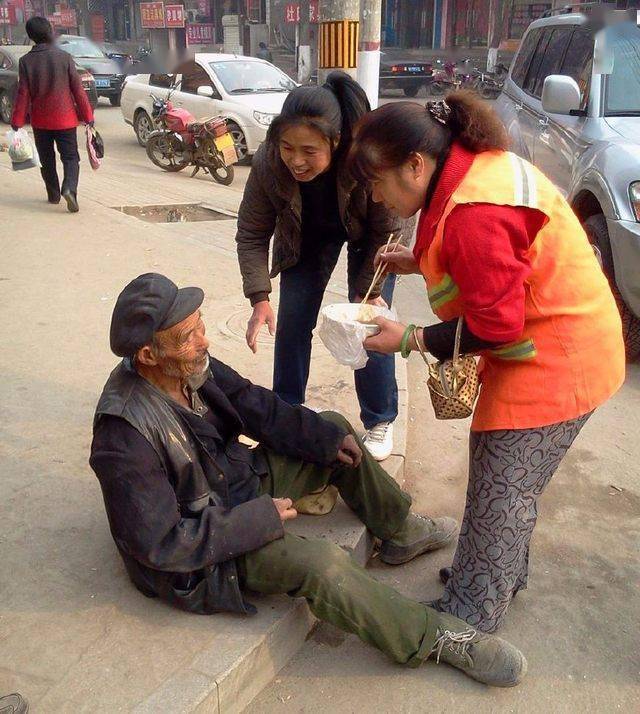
[145,89,237,185]
[473,70,504,99]
[429,59,475,96]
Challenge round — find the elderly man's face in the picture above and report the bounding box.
[149,310,210,380]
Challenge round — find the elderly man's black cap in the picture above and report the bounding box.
[110,273,204,357]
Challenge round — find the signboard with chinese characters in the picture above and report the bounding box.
[284,1,318,24]
[186,22,214,45]
[0,5,17,23]
[47,9,76,28]
[165,4,185,28]
[140,1,166,29]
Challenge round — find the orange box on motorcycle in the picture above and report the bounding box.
[214,132,239,167]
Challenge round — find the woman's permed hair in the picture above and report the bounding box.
[349,90,509,182]
[267,71,370,157]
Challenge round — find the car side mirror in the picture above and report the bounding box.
[542,75,581,115]
[197,85,215,98]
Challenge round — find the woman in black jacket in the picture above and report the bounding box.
[235,72,408,460]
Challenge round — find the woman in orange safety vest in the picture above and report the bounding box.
[349,91,625,633]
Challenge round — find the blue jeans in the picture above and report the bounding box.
[273,247,398,430]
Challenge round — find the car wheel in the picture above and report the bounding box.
[109,94,121,107]
[227,122,250,165]
[0,90,13,124]
[403,84,420,98]
[584,213,640,361]
[134,110,154,147]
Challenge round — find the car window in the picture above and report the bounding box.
[560,28,594,108]
[58,37,105,59]
[511,28,542,89]
[604,21,640,116]
[176,61,216,95]
[524,27,572,98]
[150,73,177,88]
[209,60,296,94]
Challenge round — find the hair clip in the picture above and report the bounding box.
[426,100,451,126]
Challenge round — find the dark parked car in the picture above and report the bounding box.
[379,53,433,97]
[99,42,133,71]
[57,34,124,106]
[0,44,98,124]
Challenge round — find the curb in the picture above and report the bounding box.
[133,358,409,714]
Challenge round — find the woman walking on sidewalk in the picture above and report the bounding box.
[236,72,409,460]
[11,16,94,213]
[348,92,625,632]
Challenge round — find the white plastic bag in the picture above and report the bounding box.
[317,303,397,370]
[7,128,40,171]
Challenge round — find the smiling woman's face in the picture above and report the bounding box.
[279,124,334,182]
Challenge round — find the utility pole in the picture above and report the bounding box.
[357,0,382,109]
[298,0,312,84]
[318,0,361,84]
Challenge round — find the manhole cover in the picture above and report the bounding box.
[115,203,237,223]
[218,306,276,346]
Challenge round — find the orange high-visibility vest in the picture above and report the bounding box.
[419,150,625,431]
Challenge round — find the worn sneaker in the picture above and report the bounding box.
[0,693,29,714]
[429,612,527,687]
[62,189,79,213]
[362,421,394,461]
[379,513,458,565]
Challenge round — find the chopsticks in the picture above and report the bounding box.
[360,233,403,304]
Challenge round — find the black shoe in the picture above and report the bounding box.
[439,567,453,585]
[62,189,79,213]
[47,194,61,204]
[0,693,29,714]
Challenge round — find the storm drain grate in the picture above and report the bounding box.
[114,203,238,223]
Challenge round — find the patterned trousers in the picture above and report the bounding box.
[431,412,592,633]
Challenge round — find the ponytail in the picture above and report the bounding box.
[349,89,509,182]
[267,71,370,157]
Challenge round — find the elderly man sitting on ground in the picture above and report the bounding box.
[90,273,527,687]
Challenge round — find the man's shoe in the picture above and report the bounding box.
[0,693,29,714]
[440,566,453,584]
[379,513,457,565]
[47,193,61,204]
[429,612,527,687]
[62,189,79,213]
[362,421,393,461]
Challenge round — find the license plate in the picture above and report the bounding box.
[95,79,110,88]
[215,132,238,165]
[407,66,422,73]
[214,132,235,151]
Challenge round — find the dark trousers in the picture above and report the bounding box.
[273,244,398,430]
[33,128,80,200]
[238,412,439,666]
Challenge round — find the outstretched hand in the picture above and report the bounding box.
[336,434,362,468]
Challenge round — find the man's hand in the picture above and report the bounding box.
[336,434,362,468]
[373,243,420,276]
[352,294,388,308]
[246,300,275,354]
[364,317,407,354]
[272,498,298,522]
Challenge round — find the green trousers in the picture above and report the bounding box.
[237,412,440,666]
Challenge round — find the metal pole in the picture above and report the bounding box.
[357,0,381,108]
[298,0,312,84]
[318,0,361,84]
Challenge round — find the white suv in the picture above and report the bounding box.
[121,54,296,163]
[495,11,640,359]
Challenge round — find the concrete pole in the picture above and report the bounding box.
[357,0,381,108]
[318,0,361,84]
[298,0,312,84]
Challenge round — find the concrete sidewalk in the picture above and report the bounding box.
[0,129,407,713]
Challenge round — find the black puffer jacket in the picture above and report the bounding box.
[235,143,411,305]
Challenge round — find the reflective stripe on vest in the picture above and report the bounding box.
[491,338,537,361]
[428,272,460,311]
[509,152,538,208]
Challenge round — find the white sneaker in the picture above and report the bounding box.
[362,421,394,461]
[302,403,323,413]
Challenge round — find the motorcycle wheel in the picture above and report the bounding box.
[146,133,189,172]
[210,164,234,186]
[200,137,235,185]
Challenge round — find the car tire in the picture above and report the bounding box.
[0,90,13,124]
[584,213,640,361]
[134,110,154,147]
[109,94,121,107]
[226,122,250,165]
[403,84,420,98]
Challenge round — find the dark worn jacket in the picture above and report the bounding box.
[236,142,411,305]
[90,356,346,615]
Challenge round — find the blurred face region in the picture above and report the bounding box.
[279,124,334,182]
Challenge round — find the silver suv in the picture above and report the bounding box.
[495,11,640,359]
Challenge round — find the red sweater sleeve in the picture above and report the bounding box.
[442,203,546,343]
[67,55,94,124]
[11,59,30,128]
